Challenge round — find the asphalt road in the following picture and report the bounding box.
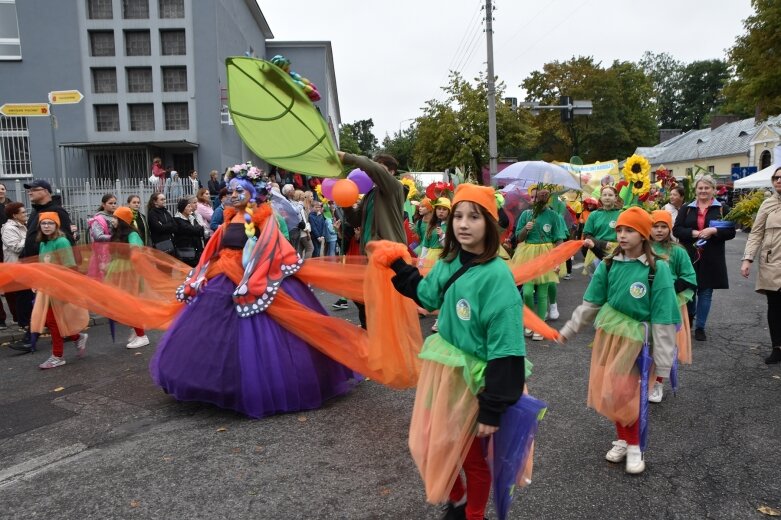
[0,232,779,520]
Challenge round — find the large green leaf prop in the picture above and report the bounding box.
[226,57,342,178]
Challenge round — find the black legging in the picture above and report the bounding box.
[768,290,781,347]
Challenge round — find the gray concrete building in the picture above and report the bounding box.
[0,0,341,185]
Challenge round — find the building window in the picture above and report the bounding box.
[160,29,185,55]
[129,104,154,131]
[122,0,148,19]
[0,116,31,177]
[164,102,188,130]
[89,31,115,57]
[126,67,153,93]
[87,0,113,19]
[731,162,741,169]
[94,104,120,132]
[0,1,22,60]
[91,68,117,93]
[162,66,187,92]
[760,150,772,169]
[159,0,184,18]
[685,167,693,176]
[125,30,151,56]
[707,166,715,174]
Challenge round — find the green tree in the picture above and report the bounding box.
[522,56,657,162]
[723,0,781,119]
[380,126,417,171]
[639,51,684,129]
[338,125,361,155]
[413,72,539,183]
[340,119,378,156]
[679,59,730,130]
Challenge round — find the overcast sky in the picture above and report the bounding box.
[259,0,754,141]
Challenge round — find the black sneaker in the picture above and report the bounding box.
[440,502,466,520]
[8,342,33,353]
[765,347,781,365]
[0,322,6,330]
[694,328,706,341]
[331,299,349,310]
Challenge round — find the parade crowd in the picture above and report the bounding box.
[1,154,780,520]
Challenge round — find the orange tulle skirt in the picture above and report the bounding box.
[30,292,89,337]
[587,329,643,427]
[677,305,692,364]
[409,359,480,503]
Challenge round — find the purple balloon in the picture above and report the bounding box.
[348,169,374,194]
[322,178,337,200]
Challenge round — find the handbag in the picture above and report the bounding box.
[154,239,175,254]
[175,247,196,261]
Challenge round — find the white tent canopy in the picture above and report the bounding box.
[734,162,780,189]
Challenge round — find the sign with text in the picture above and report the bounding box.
[48,90,84,104]
[0,103,50,117]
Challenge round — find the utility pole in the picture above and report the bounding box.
[485,0,498,180]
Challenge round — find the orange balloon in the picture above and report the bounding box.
[332,179,360,207]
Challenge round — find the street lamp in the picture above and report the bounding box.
[399,118,416,134]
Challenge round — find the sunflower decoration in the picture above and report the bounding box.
[315,183,328,203]
[400,177,418,200]
[622,154,651,197]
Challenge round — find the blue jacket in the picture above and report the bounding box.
[309,211,326,240]
[210,204,225,231]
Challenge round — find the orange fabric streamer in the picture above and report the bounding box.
[511,240,584,286]
[266,241,422,388]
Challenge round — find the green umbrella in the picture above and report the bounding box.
[226,57,342,178]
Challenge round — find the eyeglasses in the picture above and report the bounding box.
[27,187,45,192]
[772,176,781,182]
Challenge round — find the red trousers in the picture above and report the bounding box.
[133,327,145,336]
[448,437,491,520]
[615,420,640,445]
[45,308,79,357]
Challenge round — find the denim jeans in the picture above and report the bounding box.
[687,287,713,330]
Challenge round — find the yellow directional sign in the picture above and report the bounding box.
[0,103,50,117]
[48,90,84,105]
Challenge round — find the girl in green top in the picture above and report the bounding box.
[582,185,622,275]
[512,187,567,339]
[419,197,451,268]
[34,212,89,370]
[648,210,698,402]
[390,184,527,520]
[105,206,150,349]
[559,207,679,475]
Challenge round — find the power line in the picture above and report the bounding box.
[445,0,484,73]
[507,0,592,68]
[453,21,485,76]
[498,0,560,48]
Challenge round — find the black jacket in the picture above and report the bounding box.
[173,215,204,252]
[147,206,176,245]
[23,199,76,258]
[673,201,736,289]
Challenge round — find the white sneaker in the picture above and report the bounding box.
[532,333,544,341]
[524,328,533,338]
[39,355,66,369]
[563,273,572,280]
[548,303,559,320]
[625,445,645,474]
[128,330,137,343]
[648,382,663,403]
[127,335,150,349]
[605,440,628,462]
[75,333,88,358]
[430,319,439,333]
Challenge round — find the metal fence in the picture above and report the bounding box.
[6,177,198,244]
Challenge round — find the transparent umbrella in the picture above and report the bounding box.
[495,161,581,190]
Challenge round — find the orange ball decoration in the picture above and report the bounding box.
[332,179,360,207]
